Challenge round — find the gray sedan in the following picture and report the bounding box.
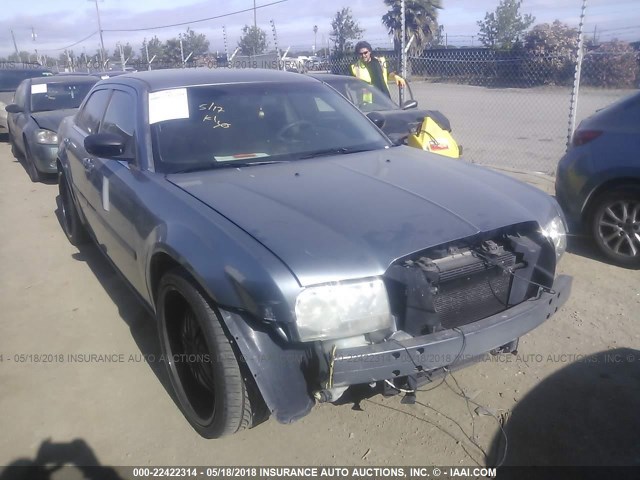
[57,68,571,438]
[556,91,640,267]
[6,75,97,181]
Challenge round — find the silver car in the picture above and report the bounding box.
[57,68,571,438]
[6,75,97,181]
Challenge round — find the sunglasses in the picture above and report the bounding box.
[359,50,370,56]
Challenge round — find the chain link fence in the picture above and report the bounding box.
[49,45,638,175]
[327,48,638,174]
[215,47,639,175]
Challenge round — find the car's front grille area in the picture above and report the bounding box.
[433,251,515,329]
[385,239,524,335]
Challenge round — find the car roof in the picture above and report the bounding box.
[308,73,357,84]
[581,90,640,127]
[31,75,98,85]
[107,68,317,91]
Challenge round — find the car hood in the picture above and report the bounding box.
[168,147,558,286]
[31,109,77,132]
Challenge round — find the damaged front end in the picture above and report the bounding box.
[312,223,571,404]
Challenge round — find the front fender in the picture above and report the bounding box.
[142,219,301,326]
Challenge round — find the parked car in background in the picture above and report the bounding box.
[309,73,461,158]
[556,91,640,267]
[57,68,570,438]
[0,65,53,134]
[5,75,97,181]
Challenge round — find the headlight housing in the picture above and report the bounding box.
[35,129,58,145]
[294,278,393,342]
[542,216,567,260]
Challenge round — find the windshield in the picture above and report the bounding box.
[327,78,399,113]
[30,81,96,112]
[150,81,390,174]
[0,70,53,92]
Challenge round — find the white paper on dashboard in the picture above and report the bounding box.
[148,88,189,124]
[31,84,47,94]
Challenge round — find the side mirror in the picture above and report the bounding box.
[5,104,23,114]
[401,100,418,110]
[84,133,126,158]
[366,111,386,129]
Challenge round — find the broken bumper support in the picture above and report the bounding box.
[330,275,572,387]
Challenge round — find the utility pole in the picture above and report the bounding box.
[10,29,20,58]
[91,0,106,67]
[253,0,257,30]
[31,27,38,64]
[313,25,318,53]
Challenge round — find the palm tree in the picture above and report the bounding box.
[382,0,442,55]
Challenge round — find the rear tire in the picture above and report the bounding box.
[590,189,640,268]
[157,269,263,438]
[58,170,89,246]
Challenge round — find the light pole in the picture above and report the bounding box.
[313,25,318,53]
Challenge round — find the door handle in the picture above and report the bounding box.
[82,158,94,172]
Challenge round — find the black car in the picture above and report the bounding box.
[57,68,571,438]
[6,75,97,181]
[0,64,53,134]
[310,73,461,157]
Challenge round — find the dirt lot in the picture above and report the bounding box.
[407,82,636,174]
[0,136,638,470]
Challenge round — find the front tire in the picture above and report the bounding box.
[8,127,21,159]
[24,142,41,183]
[58,170,89,246]
[157,269,261,438]
[590,189,640,267]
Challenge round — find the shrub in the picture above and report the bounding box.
[523,20,578,86]
[582,41,639,88]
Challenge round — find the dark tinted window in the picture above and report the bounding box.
[76,89,111,134]
[151,82,388,173]
[13,80,29,108]
[30,81,96,112]
[0,69,53,91]
[339,78,398,112]
[100,90,136,158]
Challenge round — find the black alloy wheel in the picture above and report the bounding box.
[58,170,89,246]
[157,269,263,438]
[23,142,41,183]
[8,127,21,159]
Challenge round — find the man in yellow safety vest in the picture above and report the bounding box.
[350,41,406,99]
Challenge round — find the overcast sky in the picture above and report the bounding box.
[1,0,638,59]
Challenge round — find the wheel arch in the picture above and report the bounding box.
[148,250,315,425]
[582,177,640,221]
